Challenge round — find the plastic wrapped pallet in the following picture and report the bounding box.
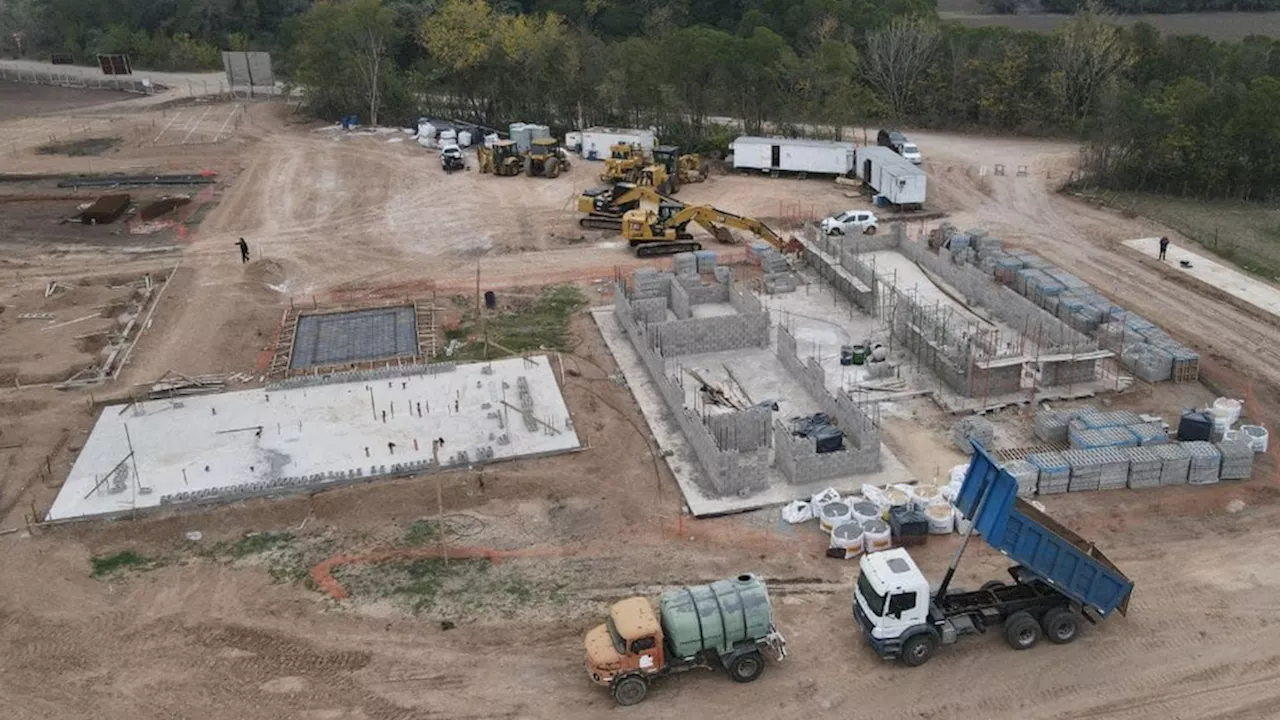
[1183,441,1222,485]
[1151,443,1191,485]
[1128,422,1168,445]
[1216,437,1255,479]
[1125,446,1162,489]
[1004,459,1040,498]
[1027,451,1070,495]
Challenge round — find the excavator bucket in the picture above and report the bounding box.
[711,226,735,245]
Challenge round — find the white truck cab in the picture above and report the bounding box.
[854,548,931,646]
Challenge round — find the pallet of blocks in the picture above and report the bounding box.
[952,416,995,453]
[1151,443,1191,485]
[1034,409,1075,443]
[1183,441,1222,485]
[1216,437,1255,479]
[1027,451,1070,495]
[1125,446,1162,489]
[1004,459,1039,498]
[1127,422,1169,445]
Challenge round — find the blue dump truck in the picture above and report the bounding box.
[854,443,1134,667]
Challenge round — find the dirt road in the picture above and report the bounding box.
[3,89,1280,719]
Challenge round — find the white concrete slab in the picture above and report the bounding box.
[1124,236,1280,320]
[592,308,915,518]
[48,356,580,521]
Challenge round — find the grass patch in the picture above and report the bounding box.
[37,136,121,156]
[332,556,568,617]
[90,550,162,578]
[400,520,441,547]
[1076,189,1280,281]
[452,284,587,361]
[226,531,295,558]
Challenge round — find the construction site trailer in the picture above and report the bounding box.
[854,146,926,208]
[731,137,856,176]
[580,127,656,161]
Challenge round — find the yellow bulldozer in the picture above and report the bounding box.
[525,137,571,178]
[600,143,648,184]
[477,140,523,176]
[620,202,803,257]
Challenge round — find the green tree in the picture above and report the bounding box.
[291,0,401,124]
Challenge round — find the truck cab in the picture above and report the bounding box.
[854,548,933,661]
[585,596,665,686]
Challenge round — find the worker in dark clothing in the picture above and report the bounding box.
[1158,236,1170,261]
[236,237,250,263]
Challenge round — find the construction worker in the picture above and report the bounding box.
[1158,236,1169,261]
[236,237,250,263]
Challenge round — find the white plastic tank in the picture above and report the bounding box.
[439,129,457,145]
[1214,398,1243,426]
[457,130,472,148]
[819,501,853,532]
[850,500,880,525]
[416,133,433,148]
[1242,425,1270,453]
[829,522,864,559]
[862,519,892,553]
[1210,406,1233,437]
[483,133,500,148]
[925,505,955,534]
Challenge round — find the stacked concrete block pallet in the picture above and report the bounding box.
[1183,441,1222,485]
[1061,449,1101,492]
[1034,409,1076,443]
[1069,426,1138,450]
[1152,443,1191,485]
[673,252,698,275]
[1005,459,1040,498]
[1027,451,1070,494]
[1217,437,1255,479]
[1128,422,1169,445]
[1073,409,1144,429]
[952,416,995,453]
[1125,446,1162,489]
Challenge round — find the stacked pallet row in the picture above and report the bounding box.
[1183,441,1222,485]
[1218,438,1255,479]
[952,231,1200,382]
[1152,443,1191,485]
[1027,451,1070,494]
[1034,410,1073,443]
[1004,459,1040,498]
[1126,446,1162,489]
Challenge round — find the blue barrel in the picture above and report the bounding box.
[874,195,887,207]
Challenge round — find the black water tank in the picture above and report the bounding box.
[814,426,844,453]
[1177,410,1212,442]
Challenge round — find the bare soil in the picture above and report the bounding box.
[0,80,131,120]
[1,89,1280,719]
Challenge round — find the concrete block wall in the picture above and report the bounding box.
[773,422,881,483]
[669,280,692,320]
[706,405,772,452]
[969,364,1023,397]
[678,275,731,305]
[630,270,674,300]
[614,284,769,497]
[777,326,881,457]
[1040,357,1098,385]
[631,296,669,324]
[652,313,768,357]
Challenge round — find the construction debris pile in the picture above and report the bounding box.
[935,224,1200,383]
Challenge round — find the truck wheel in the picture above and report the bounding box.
[1042,608,1080,645]
[547,157,560,178]
[611,675,648,706]
[728,651,764,683]
[1004,611,1042,651]
[900,633,936,667]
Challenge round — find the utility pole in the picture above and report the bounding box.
[432,437,446,566]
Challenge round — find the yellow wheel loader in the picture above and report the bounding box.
[477,140,523,176]
[525,137,571,179]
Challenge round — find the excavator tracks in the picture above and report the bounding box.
[579,215,623,231]
[634,241,702,257]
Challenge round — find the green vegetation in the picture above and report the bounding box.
[332,556,568,616]
[450,284,586,361]
[89,549,162,578]
[400,519,441,547]
[36,137,120,156]
[225,531,295,558]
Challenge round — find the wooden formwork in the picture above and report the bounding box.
[266,298,438,380]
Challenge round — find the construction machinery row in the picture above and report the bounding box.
[600,143,704,194]
[576,182,802,258]
[476,137,572,178]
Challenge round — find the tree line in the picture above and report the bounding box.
[2,0,1279,200]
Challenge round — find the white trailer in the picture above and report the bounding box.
[730,137,856,176]
[854,146,926,208]
[579,127,657,161]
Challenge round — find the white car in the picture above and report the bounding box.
[820,210,879,236]
[900,143,922,164]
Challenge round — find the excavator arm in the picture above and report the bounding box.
[672,206,801,254]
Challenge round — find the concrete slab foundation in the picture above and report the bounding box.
[291,306,419,370]
[47,356,580,521]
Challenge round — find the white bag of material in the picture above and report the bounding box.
[861,484,889,510]
[810,487,841,509]
[949,463,970,485]
[782,500,813,524]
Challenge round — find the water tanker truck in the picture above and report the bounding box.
[855,443,1134,667]
[585,574,787,705]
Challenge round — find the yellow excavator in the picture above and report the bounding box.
[577,182,680,231]
[600,143,648,183]
[477,140,523,176]
[621,202,803,257]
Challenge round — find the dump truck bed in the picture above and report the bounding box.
[955,444,1134,617]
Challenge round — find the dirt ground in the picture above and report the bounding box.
[3,84,1280,719]
[0,80,131,120]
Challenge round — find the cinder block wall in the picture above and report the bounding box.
[968,363,1023,396]
[773,423,881,483]
[631,296,668,324]
[1041,358,1098,385]
[669,280,692,320]
[777,326,881,458]
[706,405,772,451]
